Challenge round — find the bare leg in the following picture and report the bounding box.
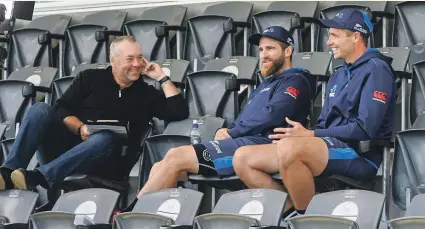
[149,161,187,181]
[137,145,199,198]
[277,137,328,211]
[233,144,283,190]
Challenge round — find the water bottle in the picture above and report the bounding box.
[190,119,202,144]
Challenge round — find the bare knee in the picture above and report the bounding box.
[149,162,161,178]
[277,138,303,169]
[233,146,251,175]
[162,146,196,172]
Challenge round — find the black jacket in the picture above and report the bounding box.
[54,66,189,143]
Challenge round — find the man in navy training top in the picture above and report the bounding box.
[136,26,317,198]
[233,8,397,216]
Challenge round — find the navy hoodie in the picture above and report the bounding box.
[314,49,397,148]
[227,67,317,139]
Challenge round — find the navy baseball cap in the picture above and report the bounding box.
[248,26,294,47]
[319,8,373,38]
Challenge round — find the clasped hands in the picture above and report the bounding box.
[214,117,314,142]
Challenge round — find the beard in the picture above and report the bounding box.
[260,56,284,77]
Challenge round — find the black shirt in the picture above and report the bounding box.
[53,66,189,142]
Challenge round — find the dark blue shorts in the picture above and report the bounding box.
[320,137,378,181]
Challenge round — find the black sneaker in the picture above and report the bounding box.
[11,168,49,190]
[0,168,13,190]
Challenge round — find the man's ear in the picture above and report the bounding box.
[109,56,115,66]
[285,46,294,58]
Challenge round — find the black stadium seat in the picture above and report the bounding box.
[4,14,71,78]
[124,5,187,62]
[63,10,127,77]
[114,188,203,229]
[29,188,120,229]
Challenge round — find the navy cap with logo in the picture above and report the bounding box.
[319,8,373,38]
[248,26,295,47]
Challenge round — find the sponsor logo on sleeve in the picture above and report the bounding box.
[285,86,300,99]
[373,91,387,104]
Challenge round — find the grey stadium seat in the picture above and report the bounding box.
[388,193,425,229]
[63,10,127,77]
[287,190,385,229]
[194,189,288,229]
[393,2,425,69]
[3,14,71,78]
[183,2,253,71]
[185,71,239,127]
[0,80,36,139]
[0,190,39,228]
[124,5,187,62]
[29,188,120,229]
[114,188,203,229]
[250,1,318,55]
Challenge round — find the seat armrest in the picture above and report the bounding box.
[76,223,112,229]
[156,25,186,38]
[225,78,256,91]
[160,225,193,229]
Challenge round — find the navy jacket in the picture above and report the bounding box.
[227,67,317,139]
[314,49,397,144]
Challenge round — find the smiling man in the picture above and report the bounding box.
[0,36,188,190]
[135,26,317,200]
[266,8,397,216]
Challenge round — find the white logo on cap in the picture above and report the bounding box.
[287,37,294,46]
[336,13,344,18]
[263,28,274,33]
[354,23,368,34]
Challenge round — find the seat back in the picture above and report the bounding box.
[316,5,373,52]
[124,20,169,62]
[211,189,287,226]
[124,6,187,62]
[203,56,258,81]
[133,188,203,225]
[159,59,191,88]
[6,28,52,75]
[0,80,35,138]
[299,190,384,229]
[393,2,425,48]
[0,190,39,224]
[144,134,190,164]
[163,116,226,142]
[68,63,110,78]
[7,67,59,92]
[409,60,425,125]
[51,188,120,224]
[184,15,235,71]
[185,71,238,126]
[203,2,253,23]
[267,1,318,18]
[251,11,302,55]
[405,193,425,217]
[50,76,75,106]
[393,129,425,211]
[63,10,127,76]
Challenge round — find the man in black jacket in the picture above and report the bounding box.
[0,36,188,190]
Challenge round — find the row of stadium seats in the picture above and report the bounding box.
[0,46,424,227]
[1,186,425,228]
[1,1,425,228]
[0,1,424,78]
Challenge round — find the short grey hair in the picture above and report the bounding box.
[109,36,139,56]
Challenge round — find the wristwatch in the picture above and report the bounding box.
[158,76,171,85]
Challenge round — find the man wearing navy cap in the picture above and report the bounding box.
[240,8,396,216]
[135,26,317,200]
